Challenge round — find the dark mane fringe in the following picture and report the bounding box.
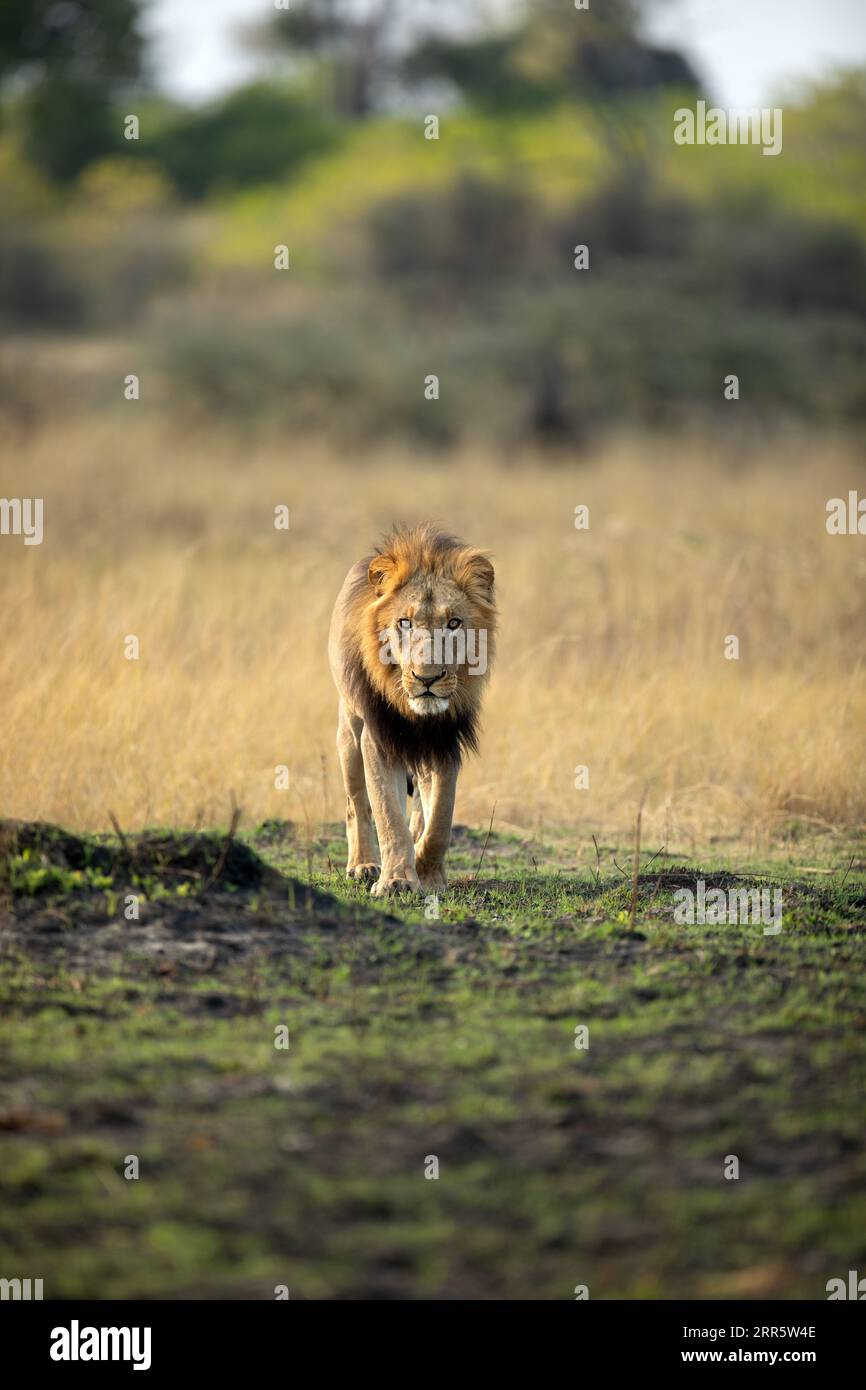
[346,656,479,771]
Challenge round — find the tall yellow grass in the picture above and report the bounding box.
[1,419,864,847]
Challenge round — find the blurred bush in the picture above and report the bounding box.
[367,174,542,287]
[1,0,864,444]
[158,261,866,451]
[60,159,190,323]
[0,228,84,327]
[0,156,189,330]
[161,312,462,448]
[721,210,866,317]
[135,85,340,200]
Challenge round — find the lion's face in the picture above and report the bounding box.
[378,574,477,715]
[363,534,495,723]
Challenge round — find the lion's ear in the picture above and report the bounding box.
[460,551,495,601]
[368,552,396,594]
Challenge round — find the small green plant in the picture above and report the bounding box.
[7,850,113,897]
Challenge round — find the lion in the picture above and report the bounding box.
[328,523,496,897]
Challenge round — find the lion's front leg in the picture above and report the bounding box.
[337,700,380,884]
[361,729,421,897]
[336,700,380,882]
[408,775,425,844]
[414,763,458,892]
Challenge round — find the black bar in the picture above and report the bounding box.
[2,1299,862,1375]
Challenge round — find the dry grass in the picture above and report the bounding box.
[1,417,864,848]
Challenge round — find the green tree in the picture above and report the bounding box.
[261,0,405,119]
[257,0,468,119]
[140,84,339,200]
[405,0,699,113]
[0,0,145,180]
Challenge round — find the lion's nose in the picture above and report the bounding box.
[412,670,446,688]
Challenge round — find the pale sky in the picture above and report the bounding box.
[143,0,866,107]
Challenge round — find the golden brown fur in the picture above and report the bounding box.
[329,524,496,896]
[345,524,495,763]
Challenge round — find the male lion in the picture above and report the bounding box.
[329,524,496,897]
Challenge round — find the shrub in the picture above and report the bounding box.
[0,229,84,326]
[138,85,340,200]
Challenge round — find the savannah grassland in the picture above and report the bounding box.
[1,419,866,1300]
[2,18,866,1302]
[2,418,865,841]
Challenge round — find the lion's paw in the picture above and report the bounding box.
[370,873,422,899]
[346,863,380,883]
[416,862,447,892]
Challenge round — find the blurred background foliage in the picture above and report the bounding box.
[1,0,865,445]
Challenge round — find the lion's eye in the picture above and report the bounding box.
[398,617,412,629]
[446,617,461,629]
